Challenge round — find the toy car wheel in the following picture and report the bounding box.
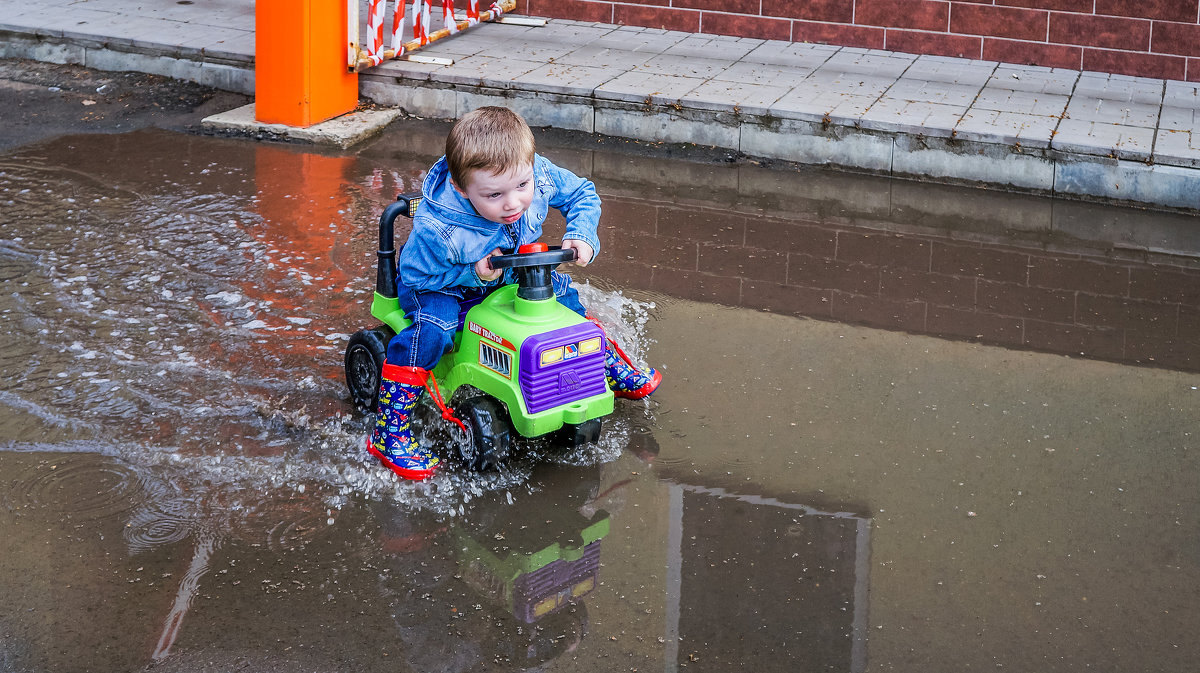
[453,396,512,472]
[344,327,393,410]
[557,419,603,448]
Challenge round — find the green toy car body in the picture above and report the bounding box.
[344,194,614,469]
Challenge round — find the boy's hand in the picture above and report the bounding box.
[561,239,594,267]
[475,248,504,282]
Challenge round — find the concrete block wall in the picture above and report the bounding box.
[517,0,1200,82]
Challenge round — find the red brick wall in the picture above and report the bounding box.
[519,0,1200,82]
[581,196,1200,373]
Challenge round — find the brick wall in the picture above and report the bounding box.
[576,195,1200,373]
[518,0,1200,82]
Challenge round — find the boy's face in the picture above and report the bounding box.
[452,163,535,226]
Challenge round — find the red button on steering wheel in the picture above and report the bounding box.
[517,242,549,254]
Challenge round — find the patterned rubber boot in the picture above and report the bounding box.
[367,363,441,480]
[604,339,662,400]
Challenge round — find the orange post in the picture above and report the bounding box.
[255,0,358,127]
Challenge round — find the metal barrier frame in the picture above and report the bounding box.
[348,0,517,71]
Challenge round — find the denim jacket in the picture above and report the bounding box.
[398,154,602,292]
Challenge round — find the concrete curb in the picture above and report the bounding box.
[359,73,1200,212]
[0,31,255,95]
[200,103,402,148]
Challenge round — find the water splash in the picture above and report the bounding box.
[0,147,663,549]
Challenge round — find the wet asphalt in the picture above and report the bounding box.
[1,61,1198,672]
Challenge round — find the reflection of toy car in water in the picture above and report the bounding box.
[376,467,612,671]
[345,193,614,470]
[457,508,608,624]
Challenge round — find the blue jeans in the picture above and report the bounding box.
[385,270,587,370]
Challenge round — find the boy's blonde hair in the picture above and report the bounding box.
[446,106,536,188]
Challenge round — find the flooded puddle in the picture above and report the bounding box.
[1,123,1197,672]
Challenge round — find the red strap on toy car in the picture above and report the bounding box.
[586,314,636,364]
[416,369,468,435]
[389,363,468,435]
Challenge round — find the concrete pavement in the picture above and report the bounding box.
[1,0,1198,211]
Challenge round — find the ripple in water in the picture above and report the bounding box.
[244,505,339,552]
[5,452,144,523]
[123,478,198,554]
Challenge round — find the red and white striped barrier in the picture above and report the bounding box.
[350,0,513,71]
[414,0,431,45]
[360,0,389,67]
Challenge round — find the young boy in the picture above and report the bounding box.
[370,107,661,480]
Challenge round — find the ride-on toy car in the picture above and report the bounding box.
[344,193,614,471]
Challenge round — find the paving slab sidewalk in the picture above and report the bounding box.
[1,0,1198,211]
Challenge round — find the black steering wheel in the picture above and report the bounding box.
[489,245,577,300]
[489,246,576,270]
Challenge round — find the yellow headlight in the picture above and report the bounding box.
[578,336,602,354]
[534,596,559,617]
[571,577,595,597]
[540,346,564,366]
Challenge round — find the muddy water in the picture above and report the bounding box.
[1,123,1198,672]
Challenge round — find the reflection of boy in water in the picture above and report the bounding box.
[368,107,661,480]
